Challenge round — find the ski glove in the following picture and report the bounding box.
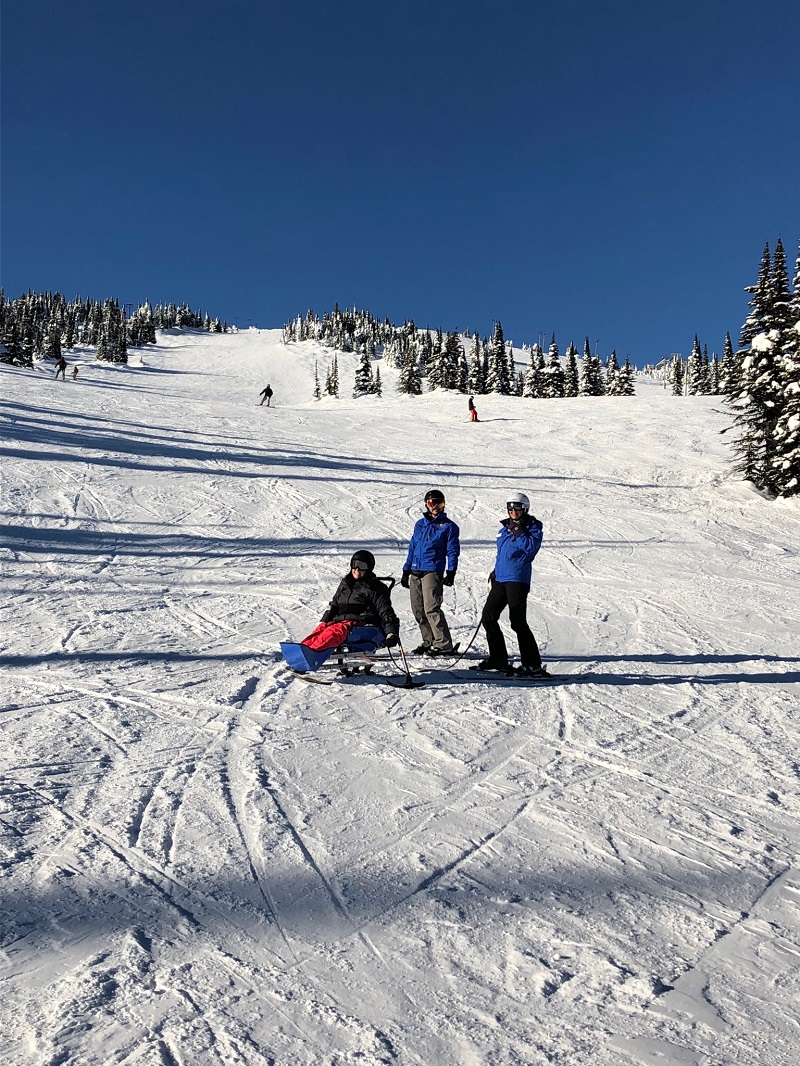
[488,570,496,584]
[401,570,411,589]
[384,632,399,648]
[442,570,456,586]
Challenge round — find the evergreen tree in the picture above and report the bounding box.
[724,242,785,492]
[487,321,511,394]
[398,343,422,395]
[313,359,321,400]
[523,344,542,398]
[671,354,684,396]
[544,343,565,398]
[467,333,484,394]
[739,242,772,348]
[372,365,383,397]
[620,355,636,396]
[354,348,374,396]
[686,335,704,395]
[563,343,579,397]
[604,349,620,395]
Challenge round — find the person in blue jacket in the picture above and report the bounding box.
[479,490,550,678]
[401,489,460,655]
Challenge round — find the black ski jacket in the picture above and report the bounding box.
[321,574,399,637]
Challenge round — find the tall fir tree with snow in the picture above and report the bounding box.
[686,335,705,395]
[724,240,787,492]
[769,237,800,495]
[313,360,321,400]
[372,365,383,397]
[563,343,579,397]
[486,321,511,394]
[457,348,469,392]
[544,342,565,398]
[671,354,684,396]
[739,242,772,348]
[721,331,738,395]
[579,338,604,396]
[709,353,721,394]
[397,343,422,395]
[523,344,541,398]
[467,333,484,394]
[354,348,374,396]
[620,355,636,396]
[443,331,462,390]
[604,349,620,395]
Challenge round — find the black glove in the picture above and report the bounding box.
[401,570,410,589]
[488,571,496,584]
[442,570,456,586]
[384,632,399,648]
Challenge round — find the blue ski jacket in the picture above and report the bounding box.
[403,511,460,573]
[493,516,543,584]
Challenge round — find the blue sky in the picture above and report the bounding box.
[2,0,799,364]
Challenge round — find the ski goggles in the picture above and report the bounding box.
[506,503,525,512]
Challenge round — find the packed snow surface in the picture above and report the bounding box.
[1,329,799,1066]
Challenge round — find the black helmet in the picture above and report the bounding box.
[350,550,375,572]
[424,489,445,504]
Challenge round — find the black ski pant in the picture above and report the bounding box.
[480,580,542,669]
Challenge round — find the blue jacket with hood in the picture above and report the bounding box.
[403,511,460,573]
[493,515,543,584]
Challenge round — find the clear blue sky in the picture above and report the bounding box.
[2,0,799,363]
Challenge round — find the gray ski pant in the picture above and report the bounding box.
[409,571,453,651]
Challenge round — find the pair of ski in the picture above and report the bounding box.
[288,661,562,687]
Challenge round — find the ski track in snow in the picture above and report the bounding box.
[1,330,799,1066]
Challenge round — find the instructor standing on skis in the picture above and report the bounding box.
[401,489,460,655]
[479,491,550,678]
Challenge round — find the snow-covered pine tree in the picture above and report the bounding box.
[620,355,636,396]
[354,348,374,397]
[671,354,684,396]
[372,365,383,397]
[442,331,461,390]
[739,242,772,348]
[398,342,422,395]
[457,348,469,392]
[579,338,604,396]
[604,349,620,395]
[467,333,484,394]
[564,342,579,397]
[313,359,321,400]
[486,321,511,394]
[724,241,785,491]
[544,342,565,397]
[769,237,800,495]
[523,344,541,398]
[686,335,704,395]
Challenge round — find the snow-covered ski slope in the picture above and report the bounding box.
[1,328,798,1066]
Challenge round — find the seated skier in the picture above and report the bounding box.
[300,550,400,653]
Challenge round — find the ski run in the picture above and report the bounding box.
[1,327,799,1066]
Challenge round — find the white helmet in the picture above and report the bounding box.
[506,490,530,514]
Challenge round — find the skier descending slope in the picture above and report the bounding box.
[477,491,552,678]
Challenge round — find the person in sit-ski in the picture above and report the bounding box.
[301,550,399,652]
[479,491,551,678]
[401,489,460,655]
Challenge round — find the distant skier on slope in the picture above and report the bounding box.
[259,384,273,406]
[401,489,460,655]
[468,395,479,422]
[478,491,551,678]
[55,356,67,380]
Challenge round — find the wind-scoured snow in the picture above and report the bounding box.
[1,329,798,1066]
